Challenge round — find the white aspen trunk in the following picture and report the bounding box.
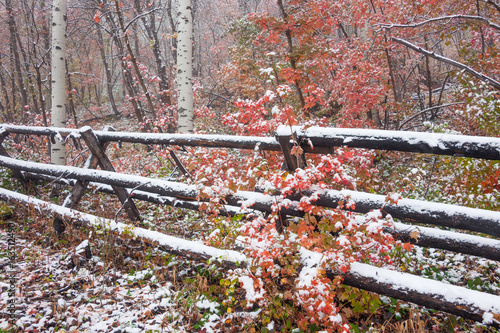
[51,0,67,165]
[176,0,194,133]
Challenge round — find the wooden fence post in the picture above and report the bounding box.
[53,127,115,233]
[79,127,142,223]
[169,150,190,177]
[61,154,99,209]
[275,132,307,172]
[274,131,307,232]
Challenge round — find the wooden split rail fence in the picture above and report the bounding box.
[0,124,499,326]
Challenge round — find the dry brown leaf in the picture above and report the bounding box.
[410,229,420,241]
[341,307,354,318]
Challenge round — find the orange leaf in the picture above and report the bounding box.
[402,242,414,251]
[93,13,101,23]
[291,145,304,157]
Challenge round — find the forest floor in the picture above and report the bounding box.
[0,192,255,333]
[0,115,499,332]
[0,192,499,333]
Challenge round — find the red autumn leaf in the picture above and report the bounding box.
[93,13,101,23]
[402,242,414,252]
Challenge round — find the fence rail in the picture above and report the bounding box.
[0,124,499,327]
[2,124,500,158]
[21,170,500,262]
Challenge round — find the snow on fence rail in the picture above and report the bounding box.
[1,187,499,325]
[295,188,500,238]
[7,156,500,261]
[277,125,500,160]
[0,124,499,326]
[2,124,500,159]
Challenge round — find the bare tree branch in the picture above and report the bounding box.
[378,15,500,31]
[123,8,159,33]
[485,0,500,14]
[398,102,465,130]
[392,38,500,90]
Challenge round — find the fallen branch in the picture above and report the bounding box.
[398,102,465,130]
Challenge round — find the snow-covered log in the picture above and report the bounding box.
[313,189,500,238]
[0,187,246,267]
[2,155,500,237]
[6,124,500,159]
[23,172,500,261]
[25,172,246,216]
[0,124,284,152]
[339,261,500,325]
[389,222,500,261]
[0,154,285,213]
[92,183,250,217]
[0,139,27,186]
[0,187,499,326]
[278,125,500,160]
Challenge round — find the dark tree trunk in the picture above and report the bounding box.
[65,60,78,128]
[0,55,13,122]
[102,0,146,124]
[34,64,48,127]
[134,0,175,132]
[96,27,120,115]
[6,0,29,109]
[114,0,156,120]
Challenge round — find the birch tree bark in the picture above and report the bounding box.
[176,0,194,133]
[50,0,67,165]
